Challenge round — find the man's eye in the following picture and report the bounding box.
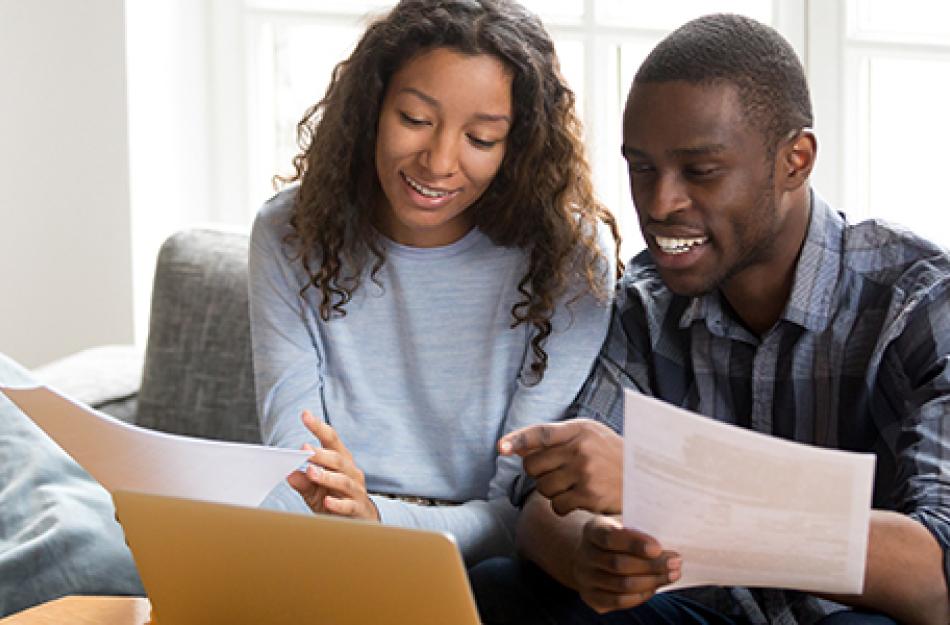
[628,163,655,175]
[686,165,717,178]
[399,112,429,126]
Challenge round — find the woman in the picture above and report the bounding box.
[249,0,620,566]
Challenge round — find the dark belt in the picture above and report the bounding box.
[370,492,461,507]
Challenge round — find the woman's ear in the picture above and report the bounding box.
[780,130,817,191]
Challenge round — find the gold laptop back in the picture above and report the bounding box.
[113,491,481,625]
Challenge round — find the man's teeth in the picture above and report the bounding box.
[655,235,708,254]
[404,174,450,198]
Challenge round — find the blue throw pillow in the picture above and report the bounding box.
[0,353,143,616]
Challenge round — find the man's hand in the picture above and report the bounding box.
[574,515,681,614]
[498,419,623,515]
[287,410,380,522]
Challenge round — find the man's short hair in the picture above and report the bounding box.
[634,13,813,154]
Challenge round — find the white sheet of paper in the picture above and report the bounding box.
[1,384,309,507]
[622,389,875,595]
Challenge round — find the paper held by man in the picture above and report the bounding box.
[0,384,308,507]
[622,389,875,595]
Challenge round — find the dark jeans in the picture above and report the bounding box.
[469,557,897,625]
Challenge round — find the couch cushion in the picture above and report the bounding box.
[136,229,261,443]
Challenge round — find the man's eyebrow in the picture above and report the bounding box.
[398,87,511,124]
[621,144,644,159]
[671,144,727,157]
[621,143,728,159]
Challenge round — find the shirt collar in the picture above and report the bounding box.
[678,189,843,334]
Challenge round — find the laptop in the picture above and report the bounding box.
[112,490,482,625]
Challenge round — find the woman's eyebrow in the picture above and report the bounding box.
[399,87,440,108]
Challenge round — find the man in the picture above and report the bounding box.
[497,13,949,625]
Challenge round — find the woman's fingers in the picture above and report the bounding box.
[301,411,350,456]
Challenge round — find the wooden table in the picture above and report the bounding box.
[0,596,152,625]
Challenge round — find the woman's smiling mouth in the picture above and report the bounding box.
[401,172,459,200]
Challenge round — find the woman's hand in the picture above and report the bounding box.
[286,410,380,522]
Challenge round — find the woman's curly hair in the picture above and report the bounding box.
[279,0,622,382]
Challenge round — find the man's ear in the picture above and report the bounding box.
[779,130,817,191]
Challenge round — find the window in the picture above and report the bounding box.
[238,0,787,260]
[126,0,950,344]
[808,0,950,245]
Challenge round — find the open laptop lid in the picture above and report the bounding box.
[112,491,481,625]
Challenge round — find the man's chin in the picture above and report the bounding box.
[657,268,718,298]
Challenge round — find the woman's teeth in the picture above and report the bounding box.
[655,235,708,255]
[404,174,451,198]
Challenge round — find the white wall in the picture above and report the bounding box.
[0,0,134,368]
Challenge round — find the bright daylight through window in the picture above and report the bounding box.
[126,0,950,342]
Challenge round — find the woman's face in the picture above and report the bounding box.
[374,47,513,247]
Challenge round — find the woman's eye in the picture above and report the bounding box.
[399,112,429,126]
[628,163,654,175]
[467,135,499,150]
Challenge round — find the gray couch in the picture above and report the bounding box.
[36,228,261,444]
[0,229,261,617]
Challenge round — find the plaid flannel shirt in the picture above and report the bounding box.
[570,191,950,624]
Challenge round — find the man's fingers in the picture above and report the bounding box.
[498,421,579,456]
[580,588,654,614]
[586,548,681,577]
[584,569,673,595]
[533,468,576,502]
[586,517,663,559]
[521,445,572,478]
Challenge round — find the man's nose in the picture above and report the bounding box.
[638,172,689,221]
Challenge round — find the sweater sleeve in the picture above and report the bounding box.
[248,196,325,453]
[366,221,617,565]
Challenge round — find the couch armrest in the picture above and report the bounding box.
[135,229,260,443]
[31,344,144,422]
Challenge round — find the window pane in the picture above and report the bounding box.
[553,38,585,118]
[246,0,393,15]
[596,0,772,30]
[864,56,950,247]
[615,41,662,258]
[850,0,950,44]
[250,20,363,204]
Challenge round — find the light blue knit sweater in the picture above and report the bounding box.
[250,189,614,565]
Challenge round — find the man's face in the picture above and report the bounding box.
[622,80,789,297]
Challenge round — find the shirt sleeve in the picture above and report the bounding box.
[565,270,658,433]
[248,197,326,452]
[880,276,950,595]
